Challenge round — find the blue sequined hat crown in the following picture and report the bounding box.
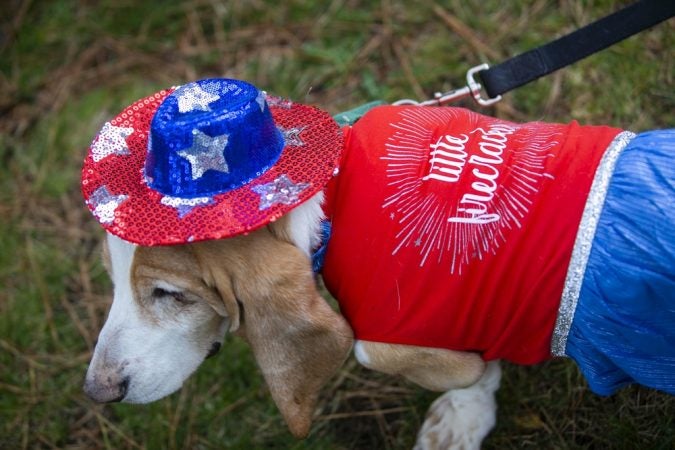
[146,79,284,198]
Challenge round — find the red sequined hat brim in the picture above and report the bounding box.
[81,88,343,246]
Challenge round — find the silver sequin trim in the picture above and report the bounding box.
[551,131,636,356]
[160,195,214,218]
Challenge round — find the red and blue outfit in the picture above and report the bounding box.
[319,105,675,395]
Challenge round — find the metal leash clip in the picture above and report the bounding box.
[394,63,502,107]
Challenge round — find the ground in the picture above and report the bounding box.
[1,1,673,448]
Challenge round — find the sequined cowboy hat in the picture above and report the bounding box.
[81,78,342,246]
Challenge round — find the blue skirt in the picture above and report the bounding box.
[566,130,675,395]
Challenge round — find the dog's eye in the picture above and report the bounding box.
[152,287,172,298]
[151,287,194,305]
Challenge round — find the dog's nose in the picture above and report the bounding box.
[84,373,130,403]
[206,341,221,359]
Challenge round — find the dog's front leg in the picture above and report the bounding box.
[414,361,501,450]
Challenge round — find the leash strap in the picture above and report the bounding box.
[395,0,674,107]
[478,0,675,100]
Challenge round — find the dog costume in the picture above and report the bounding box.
[82,78,675,396]
[321,106,675,395]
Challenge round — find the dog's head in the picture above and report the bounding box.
[84,194,353,437]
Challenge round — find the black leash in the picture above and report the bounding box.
[479,0,675,101]
[395,0,675,107]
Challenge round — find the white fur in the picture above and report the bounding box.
[414,361,501,450]
[84,234,225,403]
[285,191,325,256]
[353,341,371,365]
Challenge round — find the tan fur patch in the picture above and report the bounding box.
[356,340,485,391]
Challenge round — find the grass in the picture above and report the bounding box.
[1,0,674,448]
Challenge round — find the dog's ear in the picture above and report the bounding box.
[197,255,241,332]
[194,230,353,438]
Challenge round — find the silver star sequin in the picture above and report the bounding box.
[255,91,267,112]
[278,126,306,147]
[251,174,310,210]
[87,186,128,224]
[177,130,230,180]
[160,195,214,218]
[177,84,220,113]
[91,122,134,162]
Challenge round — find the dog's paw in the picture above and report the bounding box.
[414,361,501,450]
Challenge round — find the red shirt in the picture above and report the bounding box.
[322,106,621,364]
